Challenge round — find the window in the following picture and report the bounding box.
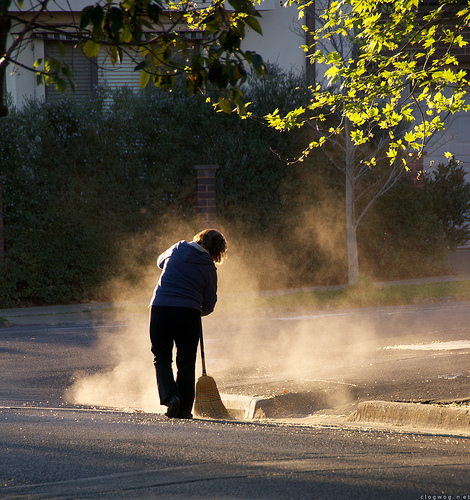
[44,39,98,102]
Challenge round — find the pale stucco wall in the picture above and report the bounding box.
[241,0,307,74]
[6,37,46,109]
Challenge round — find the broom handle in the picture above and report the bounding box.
[199,328,207,375]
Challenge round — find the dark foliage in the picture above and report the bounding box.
[358,159,470,280]
[0,71,469,306]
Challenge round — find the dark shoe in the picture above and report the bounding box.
[165,396,181,418]
[175,411,193,419]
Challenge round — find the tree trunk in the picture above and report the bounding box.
[0,14,12,117]
[345,118,359,285]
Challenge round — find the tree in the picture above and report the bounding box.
[304,1,414,285]
[0,0,265,117]
[265,0,470,284]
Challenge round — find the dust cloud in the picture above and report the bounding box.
[66,217,379,413]
[65,310,162,412]
[202,307,378,384]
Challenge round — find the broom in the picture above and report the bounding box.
[194,329,230,419]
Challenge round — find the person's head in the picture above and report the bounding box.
[193,229,227,263]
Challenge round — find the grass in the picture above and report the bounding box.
[3,280,469,318]
[219,279,470,313]
[0,316,11,327]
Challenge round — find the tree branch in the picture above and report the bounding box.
[1,0,51,71]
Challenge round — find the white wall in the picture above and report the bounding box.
[6,36,46,109]
[11,0,90,13]
[427,112,470,171]
[241,0,307,74]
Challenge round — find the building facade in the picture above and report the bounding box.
[6,0,306,108]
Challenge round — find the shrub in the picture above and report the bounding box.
[0,72,317,305]
[358,159,470,280]
[1,71,469,305]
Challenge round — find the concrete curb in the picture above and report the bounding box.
[347,401,470,432]
[221,396,470,435]
[220,393,308,421]
[220,382,358,421]
[220,394,264,420]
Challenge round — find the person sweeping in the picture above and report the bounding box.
[149,229,227,419]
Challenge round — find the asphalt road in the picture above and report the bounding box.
[206,300,470,407]
[1,299,470,498]
[2,300,470,411]
[2,406,469,499]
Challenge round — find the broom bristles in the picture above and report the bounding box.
[194,374,230,419]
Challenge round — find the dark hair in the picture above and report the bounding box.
[193,229,227,263]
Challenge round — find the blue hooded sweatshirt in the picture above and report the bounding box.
[150,241,217,316]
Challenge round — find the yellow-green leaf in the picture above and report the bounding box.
[140,70,151,88]
[218,97,232,114]
[83,40,100,58]
[122,24,133,43]
[325,66,340,82]
[404,131,415,143]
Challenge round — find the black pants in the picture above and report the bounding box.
[149,306,201,416]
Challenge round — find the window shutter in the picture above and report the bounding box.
[44,41,97,102]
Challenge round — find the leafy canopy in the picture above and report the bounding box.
[266,0,470,166]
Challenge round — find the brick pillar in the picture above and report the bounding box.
[0,175,5,262]
[194,165,218,228]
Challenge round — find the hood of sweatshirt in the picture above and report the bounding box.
[177,240,213,265]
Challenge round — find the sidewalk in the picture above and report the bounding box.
[2,273,470,326]
[1,274,470,435]
[0,300,138,327]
